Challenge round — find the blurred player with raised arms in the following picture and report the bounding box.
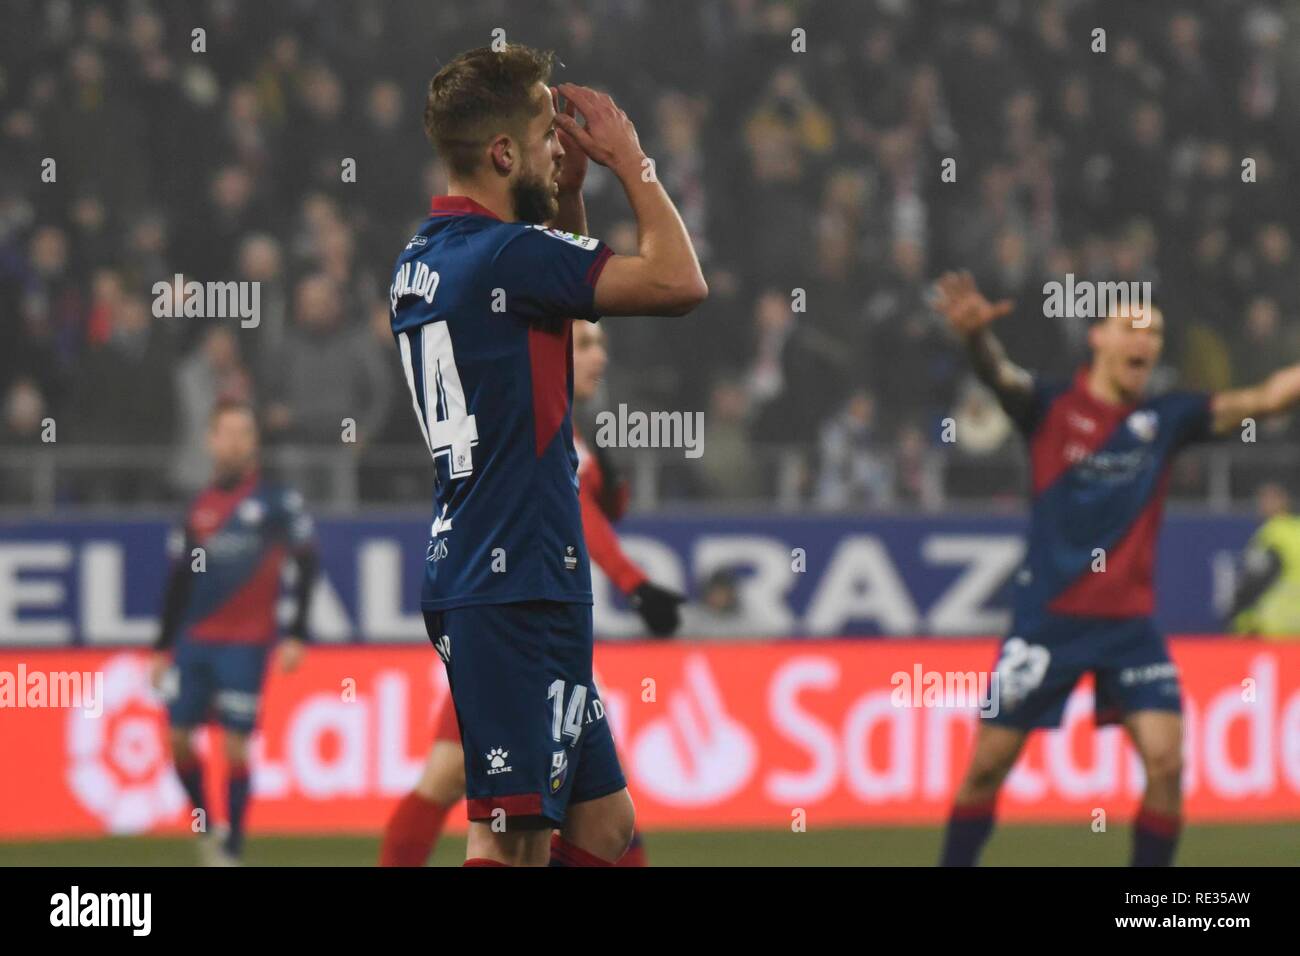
[933,273,1300,866]
[389,44,705,866]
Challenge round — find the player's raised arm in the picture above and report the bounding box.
[933,271,1033,416]
[1209,363,1300,435]
[555,83,707,317]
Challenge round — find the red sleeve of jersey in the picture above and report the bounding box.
[579,458,647,594]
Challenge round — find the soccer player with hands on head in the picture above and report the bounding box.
[388,44,704,867]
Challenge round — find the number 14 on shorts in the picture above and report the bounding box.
[547,679,607,744]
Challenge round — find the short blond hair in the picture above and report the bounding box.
[424,44,555,176]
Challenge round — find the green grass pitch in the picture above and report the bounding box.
[1,824,1296,866]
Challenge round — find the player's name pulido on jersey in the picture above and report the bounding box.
[49,886,151,936]
[593,403,704,459]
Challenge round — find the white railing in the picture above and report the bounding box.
[0,442,1288,514]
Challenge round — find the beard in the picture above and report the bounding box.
[510,167,558,225]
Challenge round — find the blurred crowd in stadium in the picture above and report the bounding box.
[1,0,1298,509]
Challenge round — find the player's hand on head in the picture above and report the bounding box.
[934,271,1013,335]
[551,86,589,195]
[278,637,306,674]
[630,581,685,637]
[554,83,644,176]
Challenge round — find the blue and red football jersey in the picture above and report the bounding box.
[1004,369,1214,631]
[170,471,315,644]
[389,196,613,610]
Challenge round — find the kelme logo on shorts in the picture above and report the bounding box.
[486,748,512,775]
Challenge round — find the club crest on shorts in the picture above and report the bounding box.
[550,750,568,793]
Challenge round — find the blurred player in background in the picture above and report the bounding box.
[379,320,682,867]
[933,272,1300,866]
[1228,481,1300,640]
[389,44,705,866]
[151,399,318,865]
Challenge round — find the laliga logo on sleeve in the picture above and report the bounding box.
[1126,410,1158,443]
[632,655,756,805]
[530,224,600,251]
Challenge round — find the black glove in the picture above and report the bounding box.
[630,582,684,637]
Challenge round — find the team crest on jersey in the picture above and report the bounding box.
[237,499,264,525]
[531,224,599,251]
[1126,410,1158,443]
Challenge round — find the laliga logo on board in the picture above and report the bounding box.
[65,655,186,833]
[632,655,757,805]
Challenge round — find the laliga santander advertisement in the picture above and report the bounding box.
[1,640,1298,839]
